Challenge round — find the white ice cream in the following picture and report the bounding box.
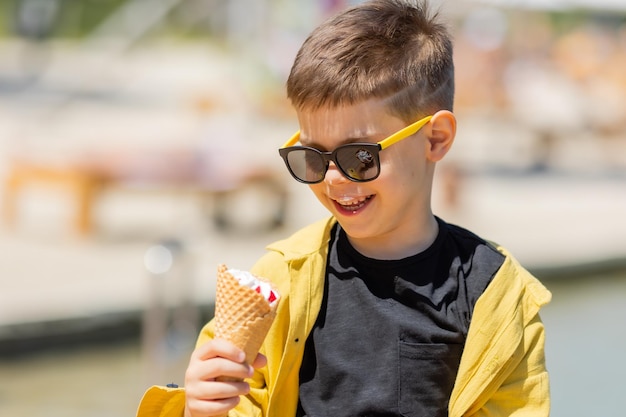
[228,269,279,305]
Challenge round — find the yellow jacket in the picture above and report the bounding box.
[137,217,551,417]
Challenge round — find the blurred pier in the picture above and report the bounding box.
[1,39,626,351]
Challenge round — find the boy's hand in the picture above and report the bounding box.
[184,338,267,417]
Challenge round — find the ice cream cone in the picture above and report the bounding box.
[214,264,278,365]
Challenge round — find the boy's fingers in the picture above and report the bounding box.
[186,395,241,417]
[189,379,250,401]
[193,338,246,363]
[188,357,253,382]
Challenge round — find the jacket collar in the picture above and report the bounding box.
[266,217,337,261]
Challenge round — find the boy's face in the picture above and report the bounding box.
[295,99,443,258]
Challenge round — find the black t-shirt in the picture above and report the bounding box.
[297,218,505,417]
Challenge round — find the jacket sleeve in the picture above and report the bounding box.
[471,314,550,416]
[136,385,185,417]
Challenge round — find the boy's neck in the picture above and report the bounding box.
[345,213,439,260]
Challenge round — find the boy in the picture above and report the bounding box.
[137,1,551,416]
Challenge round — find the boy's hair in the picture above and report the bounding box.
[286,0,454,122]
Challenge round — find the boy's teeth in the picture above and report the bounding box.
[337,196,369,207]
[337,197,364,204]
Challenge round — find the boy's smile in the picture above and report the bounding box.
[332,195,373,214]
[295,99,455,259]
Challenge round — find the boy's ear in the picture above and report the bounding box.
[425,110,456,162]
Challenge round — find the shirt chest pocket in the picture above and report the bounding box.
[398,342,463,417]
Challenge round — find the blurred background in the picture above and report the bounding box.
[0,0,625,416]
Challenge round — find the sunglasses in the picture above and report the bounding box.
[278,115,432,184]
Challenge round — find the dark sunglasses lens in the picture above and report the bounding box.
[286,149,326,183]
[335,145,379,181]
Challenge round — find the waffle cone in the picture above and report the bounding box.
[214,264,278,364]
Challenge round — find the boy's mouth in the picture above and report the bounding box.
[333,195,373,213]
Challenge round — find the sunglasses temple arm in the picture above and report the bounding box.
[378,115,432,150]
[281,131,301,148]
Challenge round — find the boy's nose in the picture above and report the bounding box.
[324,162,349,185]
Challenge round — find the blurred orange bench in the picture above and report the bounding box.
[3,151,287,235]
[3,161,109,235]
